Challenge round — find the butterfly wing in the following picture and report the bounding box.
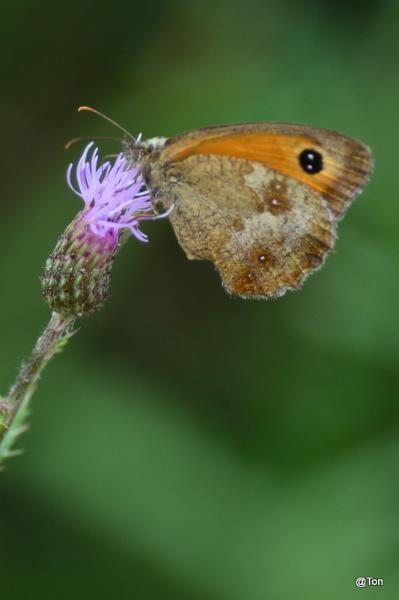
[153,123,373,298]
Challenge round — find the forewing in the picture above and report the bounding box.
[160,122,373,217]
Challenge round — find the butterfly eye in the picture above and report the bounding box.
[298,148,323,174]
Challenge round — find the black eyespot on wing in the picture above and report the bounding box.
[298,149,323,174]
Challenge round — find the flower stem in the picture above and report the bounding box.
[0,311,75,464]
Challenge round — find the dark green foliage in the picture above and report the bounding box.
[1,1,398,598]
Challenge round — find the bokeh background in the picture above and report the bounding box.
[1,0,398,598]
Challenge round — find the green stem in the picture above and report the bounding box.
[0,311,75,462]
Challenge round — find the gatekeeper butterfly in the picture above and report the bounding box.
[79,110,374,299]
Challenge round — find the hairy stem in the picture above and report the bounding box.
[0,312,75,457]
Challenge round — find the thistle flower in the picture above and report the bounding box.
[66,142,155,244]
[42,142,163,317]
[1,126,175,466]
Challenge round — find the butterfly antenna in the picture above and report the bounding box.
[78,106,136,142]
[65,136,122,150]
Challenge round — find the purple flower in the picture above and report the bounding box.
[42,142,172,317]
[66,142,161,246]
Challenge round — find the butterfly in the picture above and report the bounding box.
[79,110,374,299]
[130,122,373,299]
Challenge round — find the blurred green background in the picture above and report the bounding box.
[1,0,398,598]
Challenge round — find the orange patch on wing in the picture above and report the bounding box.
[165,133,341,196]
